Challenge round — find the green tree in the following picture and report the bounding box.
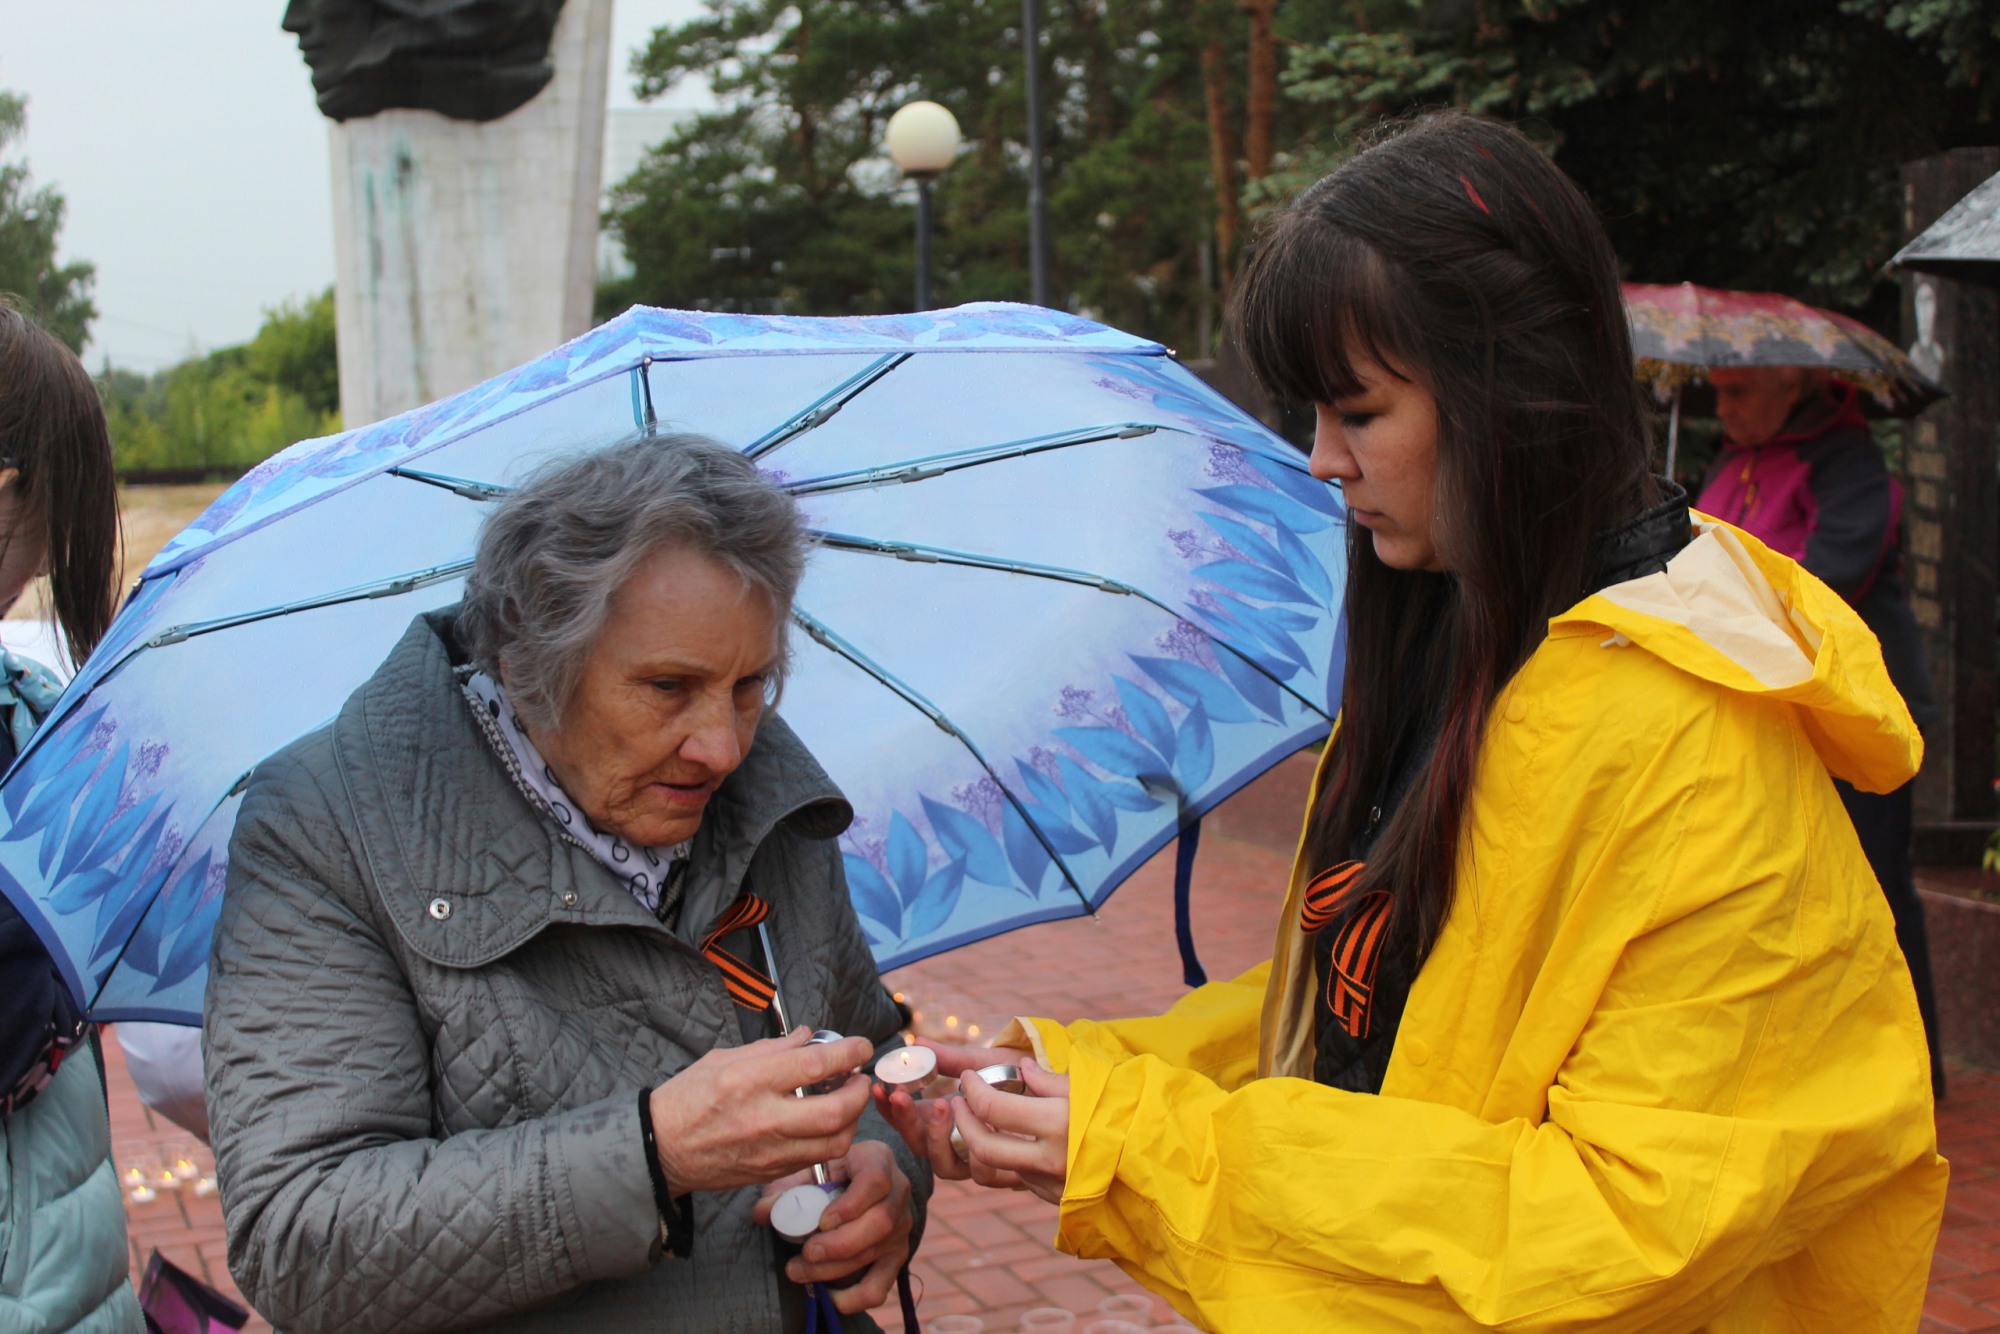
[1274,0,2000,320]
[603,1,1237,353]
[99,293,340,476]
[244,287,339,417]
[0,90,96,353]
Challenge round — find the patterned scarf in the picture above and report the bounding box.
[461,669,691,919]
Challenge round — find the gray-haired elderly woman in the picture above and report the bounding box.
[203,436,929,1333]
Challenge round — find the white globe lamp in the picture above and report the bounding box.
[886,101,961,311]
[885,100,961,179]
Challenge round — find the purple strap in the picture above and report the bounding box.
[803,1282,842,1334]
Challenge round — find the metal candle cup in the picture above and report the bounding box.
[873,1045,937,1094]
[801,1029,851,1096]
[971,1063,1026,1094]
[950,1063,1029,1159]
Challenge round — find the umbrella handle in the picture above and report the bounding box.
[1665,384,1682,482]
[1174,817,1207,988]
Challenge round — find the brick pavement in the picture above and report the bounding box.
[103,834,2000,1332]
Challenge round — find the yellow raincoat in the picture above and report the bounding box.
[998,517,1945,1332]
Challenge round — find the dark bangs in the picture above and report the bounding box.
[1236,203,1428,410]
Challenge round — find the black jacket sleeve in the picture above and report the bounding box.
[1801,425,1895,600]
[0,888,83,1116]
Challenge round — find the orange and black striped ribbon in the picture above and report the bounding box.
[1300,860,1394,1040]
[700,892,778,1011]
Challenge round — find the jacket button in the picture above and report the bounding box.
[428,897,452,921]
[562,890,579,907]
[1504,695,1528,724]
[1405,1038,1431,1065]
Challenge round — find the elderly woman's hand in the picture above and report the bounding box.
[648,1029,876,1194]
[752,1140,914,1312]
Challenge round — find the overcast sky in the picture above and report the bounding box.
[0,1,712,371]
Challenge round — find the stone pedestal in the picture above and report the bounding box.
[1918,872,2000,1068]
[328,0,612,427]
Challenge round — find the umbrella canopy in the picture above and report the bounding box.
[1623,281,1942,416]
[1892,170,2000,286]
[0,303,1345,1025]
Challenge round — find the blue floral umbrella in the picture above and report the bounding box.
[0,303,1345,1024]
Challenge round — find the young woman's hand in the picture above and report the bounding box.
[751,1139,914,1313]
[952,1058,1069,1206]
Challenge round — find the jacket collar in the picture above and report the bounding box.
[1587,478,1692,591]
[333,608,851,969]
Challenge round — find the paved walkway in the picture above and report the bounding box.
[104,834,2000,1332]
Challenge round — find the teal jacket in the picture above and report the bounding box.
[0,1039,142,1333]
[0,648,142,1334]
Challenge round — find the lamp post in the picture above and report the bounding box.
[1022,0,1051,308]
[885,100,961,311]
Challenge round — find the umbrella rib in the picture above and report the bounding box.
[136,559,473,652]
[378,421,1175,505]
[390,467,512,501]
[812,531,1331,722]
[746,353,911,460]
[789,605,1093,915]
[786,421,1163,497]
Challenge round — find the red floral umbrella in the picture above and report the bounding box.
[1622,282,1943,474]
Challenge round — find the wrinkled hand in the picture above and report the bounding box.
[953,1058,1069,1206]
[649,1028,874,1194]
[752,1140,914,1314]
[872,1039,994,1182]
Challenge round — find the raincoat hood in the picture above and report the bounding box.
[1555,513,1921,793]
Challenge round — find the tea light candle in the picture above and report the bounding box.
[873,1045,937,1093]
[128,1184,157,1204]
[770,1181,844,1242]
[173,1154,200,1182]
[193,1175,218,1199]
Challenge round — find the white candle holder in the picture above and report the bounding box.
[873,1044,937,1095]
[770,1180,845,1242]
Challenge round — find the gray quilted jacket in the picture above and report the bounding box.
[203,610,928,1333]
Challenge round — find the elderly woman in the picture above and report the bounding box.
[203,436,927,1332]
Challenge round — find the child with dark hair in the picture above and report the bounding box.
[882,113,1943,1331]
[0,304,138,1331]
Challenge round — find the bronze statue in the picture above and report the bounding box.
[284,0,569,123]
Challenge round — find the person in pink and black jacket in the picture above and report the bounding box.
[1697,365,1944,1095]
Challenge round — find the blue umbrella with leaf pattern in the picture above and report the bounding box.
[0,302,1345,1024]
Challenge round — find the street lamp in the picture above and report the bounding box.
[1022,0,1051,308]
[885,100,961,311]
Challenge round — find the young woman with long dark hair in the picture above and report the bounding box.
[0,303,138,1331]
[882,114,1943,1330]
